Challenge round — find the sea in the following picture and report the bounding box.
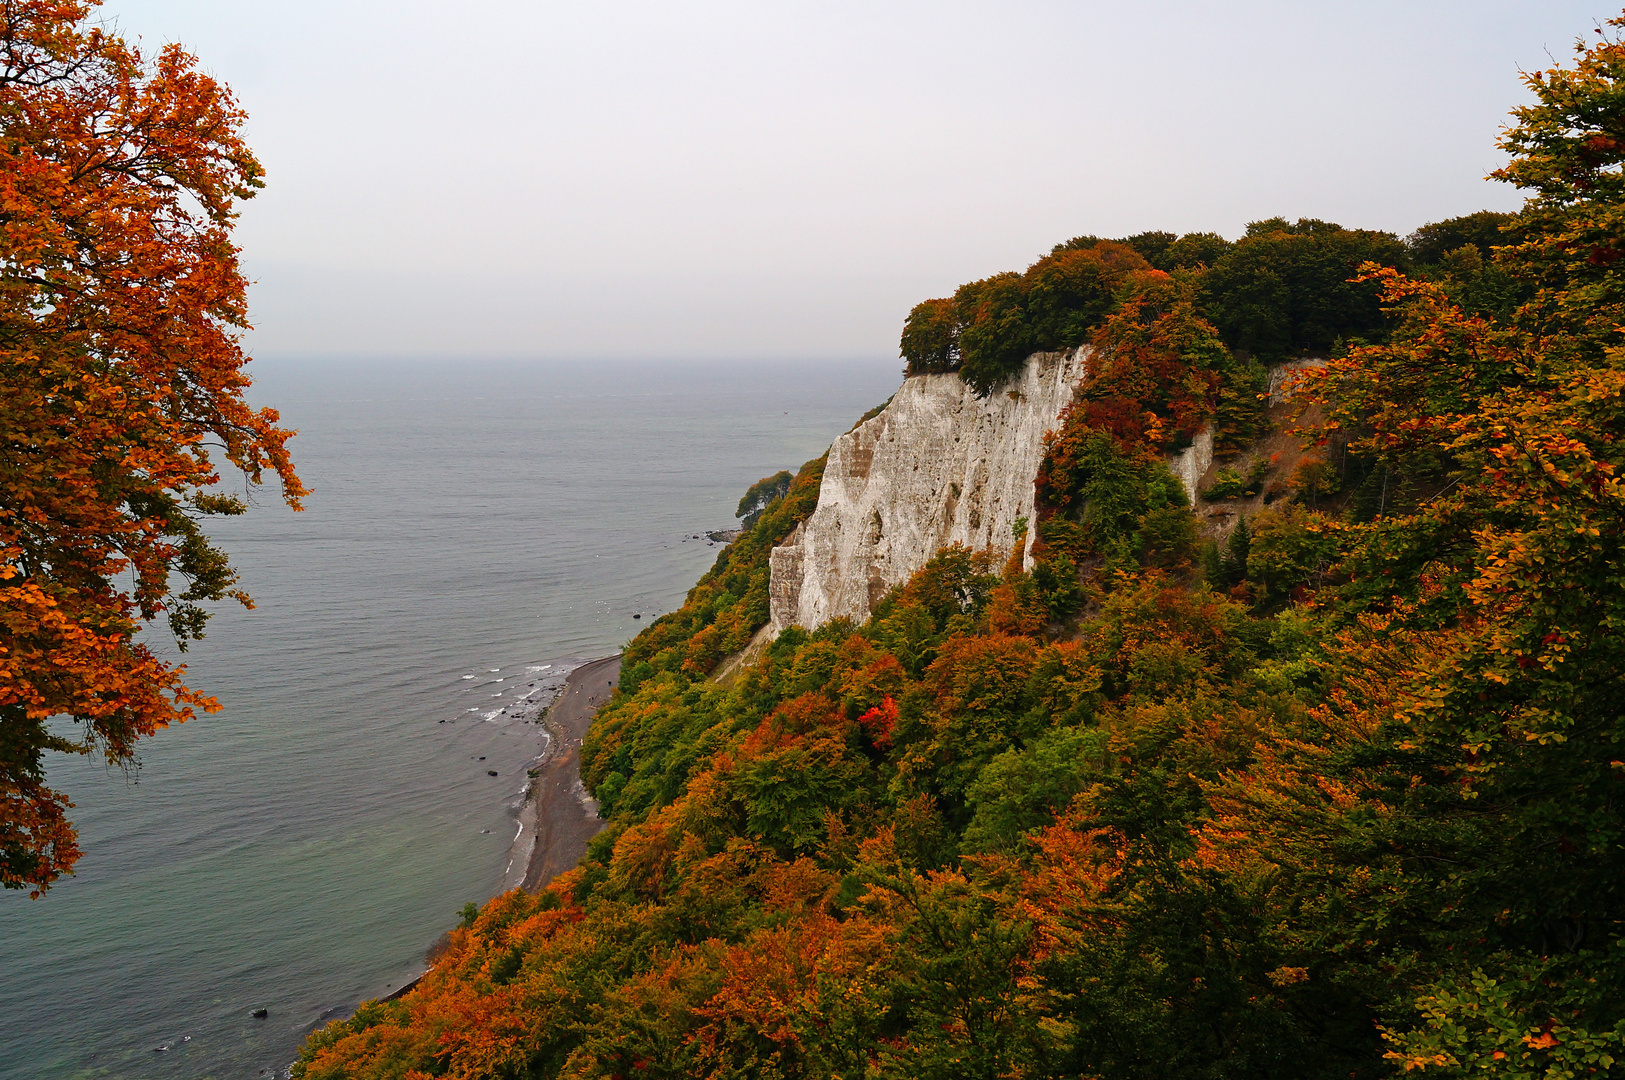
[0,357,901,1079]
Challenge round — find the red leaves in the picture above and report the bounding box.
[857,696,898,750]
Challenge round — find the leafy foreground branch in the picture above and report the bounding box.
[0,1,303,895]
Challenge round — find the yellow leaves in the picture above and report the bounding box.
[1266,966,1310,987]
[1384,1050,1458,1071]
[607,803,685,900]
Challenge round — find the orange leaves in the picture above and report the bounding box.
[923,634,1039,716]
[609,806,685,900]
[687,909,895,1076]
[1,2,302,891]
[740,692,847,759]
[839,650,907,717]
[1078,272,1231,452]
[1016,822,1125,942]
[0,569,214,731]
[0,771,76,898]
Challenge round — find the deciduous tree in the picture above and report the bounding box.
[0,0,301,894]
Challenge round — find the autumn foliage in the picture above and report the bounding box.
[300,14,1625,1080]
[0,1,301,894]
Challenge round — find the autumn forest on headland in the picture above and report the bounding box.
[294,17,1625,1080]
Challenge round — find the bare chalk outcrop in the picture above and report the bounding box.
[768,348,1088,635]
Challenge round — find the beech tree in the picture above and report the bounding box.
[0,0,302,895]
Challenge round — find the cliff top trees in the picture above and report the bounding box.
[1494,18,1625,355]
[0,0,301,894]
[900,241,1153,395]
[1200,218,1408,359]
[735,470,793,529]
[899,220,1412,395]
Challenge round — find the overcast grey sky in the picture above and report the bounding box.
[101,1,1608,360]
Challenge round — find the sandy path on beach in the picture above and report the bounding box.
[520,654,620,891]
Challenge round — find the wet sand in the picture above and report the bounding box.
[519,654,620,891]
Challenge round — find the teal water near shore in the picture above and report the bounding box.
[0,357,899,1079]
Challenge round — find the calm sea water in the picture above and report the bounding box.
[0,357,900,1079]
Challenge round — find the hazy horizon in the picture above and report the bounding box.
[99,0,1609,360]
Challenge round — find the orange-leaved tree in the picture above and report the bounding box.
[0,0,302,895]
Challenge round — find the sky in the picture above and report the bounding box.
[98,0,1613,360]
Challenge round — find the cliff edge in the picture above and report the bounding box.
[768,348,1087,635]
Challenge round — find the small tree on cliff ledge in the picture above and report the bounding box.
[0,0,303,895]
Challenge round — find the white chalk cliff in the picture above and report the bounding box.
[1168,427,1213,507]
[768,348,1089,636]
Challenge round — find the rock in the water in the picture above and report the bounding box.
[251,1007,268,1019]
[487,770,498,776]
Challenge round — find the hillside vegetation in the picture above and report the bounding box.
[297,20,1625,1080]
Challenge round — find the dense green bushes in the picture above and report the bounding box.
[1201,218,1408,358]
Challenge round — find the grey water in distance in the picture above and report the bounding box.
[0,357,901,1079]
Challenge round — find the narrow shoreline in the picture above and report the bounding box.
[382,655,620,1009]
[518,654,619,891]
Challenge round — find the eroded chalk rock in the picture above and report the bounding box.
[768,349,1088,635]
[1167,426,1214,506]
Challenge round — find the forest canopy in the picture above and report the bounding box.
[900,212,1528,396]
[299,12,1625,1080]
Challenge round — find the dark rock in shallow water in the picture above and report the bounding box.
[487,770,498,776]
[251,1007,268,1019]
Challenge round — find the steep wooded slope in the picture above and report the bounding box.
[295,21,1625,1079]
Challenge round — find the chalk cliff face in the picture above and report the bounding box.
[768,348,1088,636]
[1168,427,1213,506]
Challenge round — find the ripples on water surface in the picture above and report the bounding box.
[0,357,900,1078]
